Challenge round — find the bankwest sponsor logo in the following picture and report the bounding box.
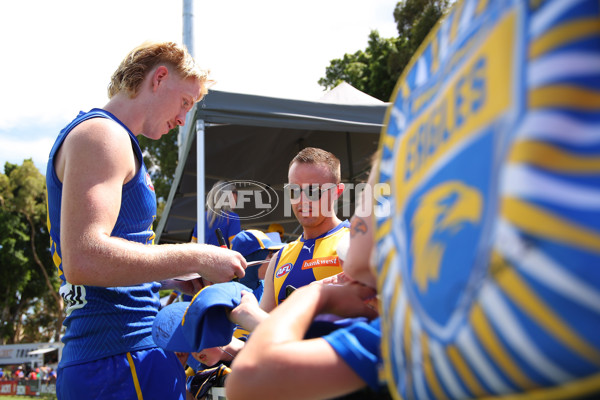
[302,256,340,270]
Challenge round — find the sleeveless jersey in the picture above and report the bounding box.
[46,109,160,367]
[272,220,350,305]
[375,0,600,398]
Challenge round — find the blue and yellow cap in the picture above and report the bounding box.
[152,282,251,353]
[231,229,284,258]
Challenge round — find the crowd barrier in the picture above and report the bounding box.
[0,380,56,396]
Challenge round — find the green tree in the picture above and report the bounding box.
[137,128,179,222]
[319,0,450,102]
[0,160,63,344]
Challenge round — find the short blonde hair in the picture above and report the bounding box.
[107,41,210,100]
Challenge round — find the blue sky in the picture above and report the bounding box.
[0,0,397,174]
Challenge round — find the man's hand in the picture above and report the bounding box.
[317,282,378,320]
[180,277,210,295]
[228,290,268,332]
[193,245,247,283]
[160,276,211,296]
[314,272,353,286]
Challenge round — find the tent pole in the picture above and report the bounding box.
[196,119,205,244]
[346,132,354,181]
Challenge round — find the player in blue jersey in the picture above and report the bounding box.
[260,147,350,312]
[46,41,246,400]
[226,158,386,399]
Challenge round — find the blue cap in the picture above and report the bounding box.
[231,230,284,258]
[152,282,251,352]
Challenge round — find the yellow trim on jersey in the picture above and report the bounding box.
[447,344,489,397]
[52,242,63,278]
[449,0,465,44]
[45,193,63,278]
[381,130,397,151]
[475,0,489,16]
[430,36,440,74]
[421,332,449,400]
[403,306,415,400]
[378,249,397,290]
[375,219,392,241]
[529,18,600,59]
[503,197,600,254]
[528,0,543,10]
[471,303,537,390]
[530,85,600,110]
[126,352,144,400]
[509,141,600,173]
[185,366,195,378]
[480,371,600,400]
[273,239,303,305]
[495,266,600,366]
[381,274,403,400]
[273,226,348,304]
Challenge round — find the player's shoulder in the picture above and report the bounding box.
[65,115,133,160]
[71,115,129,142]
[283,237,303,249]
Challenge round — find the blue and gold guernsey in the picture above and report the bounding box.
[271,221,350,305]
[46,109,160,368]
[375,0,600,399]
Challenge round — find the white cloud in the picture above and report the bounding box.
[0,135,54,173]
[0,0,398,171]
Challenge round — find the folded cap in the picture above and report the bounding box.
[152,282,251,353]
[231,229,285,258]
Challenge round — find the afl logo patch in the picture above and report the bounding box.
[275,263,293,278]
[145,173,155,192]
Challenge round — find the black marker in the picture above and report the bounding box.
[217,228,238,282]
[215,228,227,248]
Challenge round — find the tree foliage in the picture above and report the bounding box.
[319,0,450,102]
[137,128,179,221]
[0,160,63,344]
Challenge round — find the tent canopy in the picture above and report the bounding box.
[28,348,58,355]
[156,84,389,244]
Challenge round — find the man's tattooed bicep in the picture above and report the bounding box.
[350,216,368,236]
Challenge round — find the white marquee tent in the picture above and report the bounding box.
[156,83,389,244]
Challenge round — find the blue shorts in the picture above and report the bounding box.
[57,347,186,400]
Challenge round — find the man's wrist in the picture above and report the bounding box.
[293,283,330,315]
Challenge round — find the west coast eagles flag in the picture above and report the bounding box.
[375,0,600,399]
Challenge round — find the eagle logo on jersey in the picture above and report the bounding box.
[275,263,293,278]
[411,181,482,293]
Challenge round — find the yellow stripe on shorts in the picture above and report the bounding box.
[126,352,144,400]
